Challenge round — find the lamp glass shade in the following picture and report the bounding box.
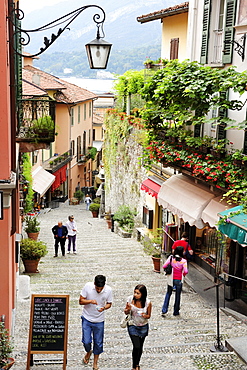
[85,38,112,69]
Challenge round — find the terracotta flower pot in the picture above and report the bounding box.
[106,219,112,229]
[91,211,99,218]
[2,358,15,370]
[22,259,40,273]
[27,232,39,241]
[151,256,161,273]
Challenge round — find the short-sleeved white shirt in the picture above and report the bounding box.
[81,282,113,322]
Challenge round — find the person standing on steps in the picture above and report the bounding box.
[172,231,194,261]
[85,194,92,211]
[161,246,188,317]
[65,215,77,254]
[124,284,152,370]
[51,221,68,257]
[79,275,113,370]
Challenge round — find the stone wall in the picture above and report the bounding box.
[104,127,147,228]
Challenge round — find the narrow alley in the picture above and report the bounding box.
[13,202,247,370]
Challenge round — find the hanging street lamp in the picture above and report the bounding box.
[11,4,112,69]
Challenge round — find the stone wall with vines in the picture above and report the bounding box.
[103,109,147,225]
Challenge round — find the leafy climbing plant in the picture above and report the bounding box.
[22,153,34,213]
[140,60,247,131]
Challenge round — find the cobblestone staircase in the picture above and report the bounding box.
[13,204,247,370]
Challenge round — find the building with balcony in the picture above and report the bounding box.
[137,0,247,304]
[21,56,98,208]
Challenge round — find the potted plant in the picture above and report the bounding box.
[113,205,137,237]
[200,135,213,153]
[89,202,100,218]
[143,58,154,69]
[31,116,55,140]
[24,216,40,240]
[74,190,84,204]
[232,149,244,167]
[0,322,14,370]
[87,147,97,160]
[210,139,229,158]
[104,210,112,229]
[20,238,48,273]
[143,228,163,273]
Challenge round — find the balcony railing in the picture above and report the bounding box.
[16,98,56,144]
[78,154,87,163]
[43,150,73,173]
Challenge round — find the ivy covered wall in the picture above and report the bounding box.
[103,109,147,225]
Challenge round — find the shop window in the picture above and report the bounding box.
[194,227,221,275]
[142,206,153,229]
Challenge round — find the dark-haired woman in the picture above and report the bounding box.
[124,284,152,370]
[161,246,188,317]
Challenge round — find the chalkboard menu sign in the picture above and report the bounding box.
[27,294,69,370]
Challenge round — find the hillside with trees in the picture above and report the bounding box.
[34,45,161,78]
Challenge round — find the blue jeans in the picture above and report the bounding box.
[81,316,104,355]
[67,235,76,252]
[162,279,183,316]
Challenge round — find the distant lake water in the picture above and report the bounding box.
[62,77,115,94]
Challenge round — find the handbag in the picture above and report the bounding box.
[164,256,173,275]
[120,314,131,328]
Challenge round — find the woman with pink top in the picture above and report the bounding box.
[161,246,188,317]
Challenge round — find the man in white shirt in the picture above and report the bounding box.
[79,275,113,370]
[65,215,77,254]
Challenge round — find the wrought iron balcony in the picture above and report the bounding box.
[77,154,87,164]
[16,98,56,145]
[43,150,73,173]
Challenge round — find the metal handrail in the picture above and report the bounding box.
[163,229,175,243]
[224,273,247,283]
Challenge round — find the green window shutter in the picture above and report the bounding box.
[200,0,211,64]
[244,110,247,155]
[194,124,201,137]
[222,0,237,64]
[217,92,228,140]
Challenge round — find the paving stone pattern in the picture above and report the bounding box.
[13,203,247,370]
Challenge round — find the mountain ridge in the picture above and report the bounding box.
[21,0,177,53]
[21,0,177,77]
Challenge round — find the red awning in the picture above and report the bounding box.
[141,179,161,199]
[51,165,67,192]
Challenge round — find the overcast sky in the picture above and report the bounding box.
[20,0,67,14]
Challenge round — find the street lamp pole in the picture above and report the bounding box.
[10,4,112,69]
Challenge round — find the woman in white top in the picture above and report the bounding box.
[124,284,152,370]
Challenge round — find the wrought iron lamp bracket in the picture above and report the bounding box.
[11,4,106,57]
[224,33,246,62]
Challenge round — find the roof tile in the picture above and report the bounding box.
[23,65,97,103]
[137,2,189,23]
